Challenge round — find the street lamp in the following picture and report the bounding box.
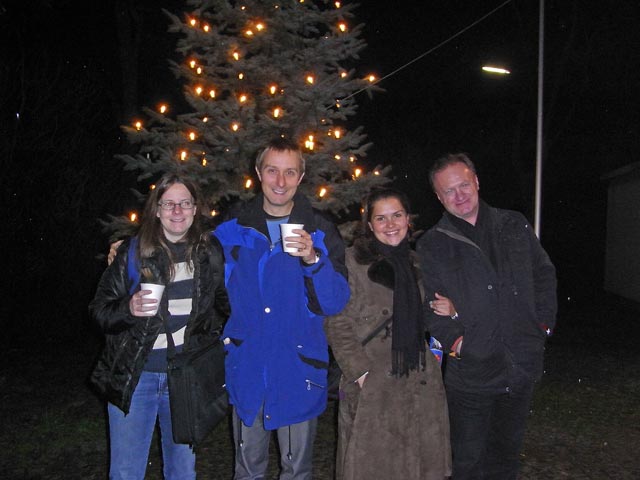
[481,66,511,75]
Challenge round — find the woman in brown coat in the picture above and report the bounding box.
[325,188,451,480]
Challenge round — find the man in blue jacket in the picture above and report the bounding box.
[214,138,350,479]
[416,153,557,480]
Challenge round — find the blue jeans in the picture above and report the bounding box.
[108,371,196,480]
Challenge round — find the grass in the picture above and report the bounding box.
[1,301,639,479]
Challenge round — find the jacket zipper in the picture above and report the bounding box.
[305,379,325,390]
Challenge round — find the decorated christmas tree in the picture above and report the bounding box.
[113,0,389,234]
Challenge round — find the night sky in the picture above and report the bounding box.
[2,0,639,342]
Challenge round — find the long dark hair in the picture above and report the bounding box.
[361,187,412,238]
[137,173,206,279]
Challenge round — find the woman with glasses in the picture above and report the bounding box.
[325,188,451,480]
[89,173,229,480]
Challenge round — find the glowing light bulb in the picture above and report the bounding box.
[203,24,210,32]
[238,73,244,80]
[195,85,203,95]
[340,71,347,78]
[334,154,341,160]
[239,94,248,103]
[202,158,207,166]
[374,170,380,176]
[189,18,197,27]
[150,184,156,190]
[233,52,240,61]
[210,209,217,217]
[306,75,314,84]
[189,60,197,69]
[246,29,254,36]
[482,66,511,75]
[366,74,376,82]
[202,117,209,122]
[209,89,216,98]
[269,84,277,95]
[245,179,253,189]
[349,155,355,162]
[273,107,281,118]
[231,122,240,131]
[319,187,327,198]
[305,135,315,150]
[196,67,203,75]
[333,129,342,139]
[134,121,142,131]
[130,213,137,222]
[188,131,196,141]
[159,104,168,114]
[256,23,264,31]
[338,23,347,32]
[354,168,362,178]
[180,150,188,161]
[335,1,341,8]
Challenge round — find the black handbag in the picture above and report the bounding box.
[164,322,229,446]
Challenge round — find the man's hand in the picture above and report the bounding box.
[284,228,318,264]
[108,240,123,265]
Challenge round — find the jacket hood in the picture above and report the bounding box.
[236,192,319,237]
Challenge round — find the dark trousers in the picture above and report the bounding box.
[446,382,535,480]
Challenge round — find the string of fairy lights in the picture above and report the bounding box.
[126,0,512,222]
[127,1,377,221]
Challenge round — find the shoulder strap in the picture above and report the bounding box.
[127,237,140,295]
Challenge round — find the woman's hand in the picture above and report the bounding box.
[355,372,368,389]
[428,292,457,318]
[129,289,159,316]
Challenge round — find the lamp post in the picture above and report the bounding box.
[534,0,545,239]
[481,0,545,238]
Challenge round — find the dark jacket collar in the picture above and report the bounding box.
[236,192,318,238]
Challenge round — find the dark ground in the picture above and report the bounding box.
[1,298,639,479]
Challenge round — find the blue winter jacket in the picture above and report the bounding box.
[214,193,350,430]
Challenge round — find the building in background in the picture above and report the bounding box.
[602,162,640,305]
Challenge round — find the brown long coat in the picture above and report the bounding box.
[325,241,451,480]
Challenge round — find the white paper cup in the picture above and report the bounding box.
[279,223,304,253]
[140,283,165,315]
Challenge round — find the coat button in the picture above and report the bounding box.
[382,309,389,315]
[487,285,493,290]
[265,414,271,420]
[264,307,271,313]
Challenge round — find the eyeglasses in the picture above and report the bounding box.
[158,200,195,210]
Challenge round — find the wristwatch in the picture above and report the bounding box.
[450,312,459,320]
[302,251,321,265]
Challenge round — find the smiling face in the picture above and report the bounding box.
[156,183,196,243]
[432,161,480,225]
[256,148,304,216]
[368,196,410,246]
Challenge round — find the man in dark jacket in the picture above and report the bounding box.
[416,153,557,480]
[215,138,350,479]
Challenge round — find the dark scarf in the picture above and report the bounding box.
[446,200,498,269]
[370,237,426,377]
